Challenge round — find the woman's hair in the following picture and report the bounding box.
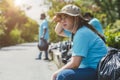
[74,16,106,43]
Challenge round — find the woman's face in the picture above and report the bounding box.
[60,14,74,31]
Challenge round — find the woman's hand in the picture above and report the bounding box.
[51,71,59,80]
[52,14,61,22]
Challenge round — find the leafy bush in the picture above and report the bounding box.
[9,28,23,45]
[0,0,38,47]
[105,20,120,49]
[21,19,38,42]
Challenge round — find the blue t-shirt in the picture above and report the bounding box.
[65,26,107,69]
[89,18,104,35]
[39,19,49,41]
[64,29,72,37]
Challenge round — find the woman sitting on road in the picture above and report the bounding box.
[51,4,107,80]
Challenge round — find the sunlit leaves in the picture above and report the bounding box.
[104,20,120,48]
[0,0,38,47]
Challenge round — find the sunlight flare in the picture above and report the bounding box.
[14,0,22,6]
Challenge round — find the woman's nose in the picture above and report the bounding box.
[61,19,64,23]
[61,18,66,23]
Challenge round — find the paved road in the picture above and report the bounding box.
[0,42,58,80]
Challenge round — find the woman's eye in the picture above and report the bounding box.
[65,15,68,18]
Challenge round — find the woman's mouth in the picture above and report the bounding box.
[63,24,67,27]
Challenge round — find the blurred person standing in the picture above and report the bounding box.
[37,13,49,60]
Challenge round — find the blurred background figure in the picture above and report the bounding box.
[37,13,49,60]
[84,12,104,36]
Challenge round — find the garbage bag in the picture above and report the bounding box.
[97,48,120,80]
[37,38,48,51]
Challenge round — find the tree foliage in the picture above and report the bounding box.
[94,0,120,23]
[0,0,38,47]
[105,20,120,49]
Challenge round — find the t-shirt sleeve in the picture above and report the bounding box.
[43,21,48,29]
[72,31,89,57]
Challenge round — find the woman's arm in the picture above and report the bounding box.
[55,23,67,37]
[51,56,82,80]
[59,56,82,70]
[52,15,67,37]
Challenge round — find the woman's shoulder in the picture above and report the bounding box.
[75,26,89,37]
[75,26,97,39]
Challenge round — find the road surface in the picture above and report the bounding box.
[0,42,57,80]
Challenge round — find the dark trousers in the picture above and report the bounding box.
[39,50,48,59]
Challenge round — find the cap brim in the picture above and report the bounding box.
[56,12,87,21]
[56,12,80,16]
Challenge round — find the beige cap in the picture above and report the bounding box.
[56,4,81,16]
